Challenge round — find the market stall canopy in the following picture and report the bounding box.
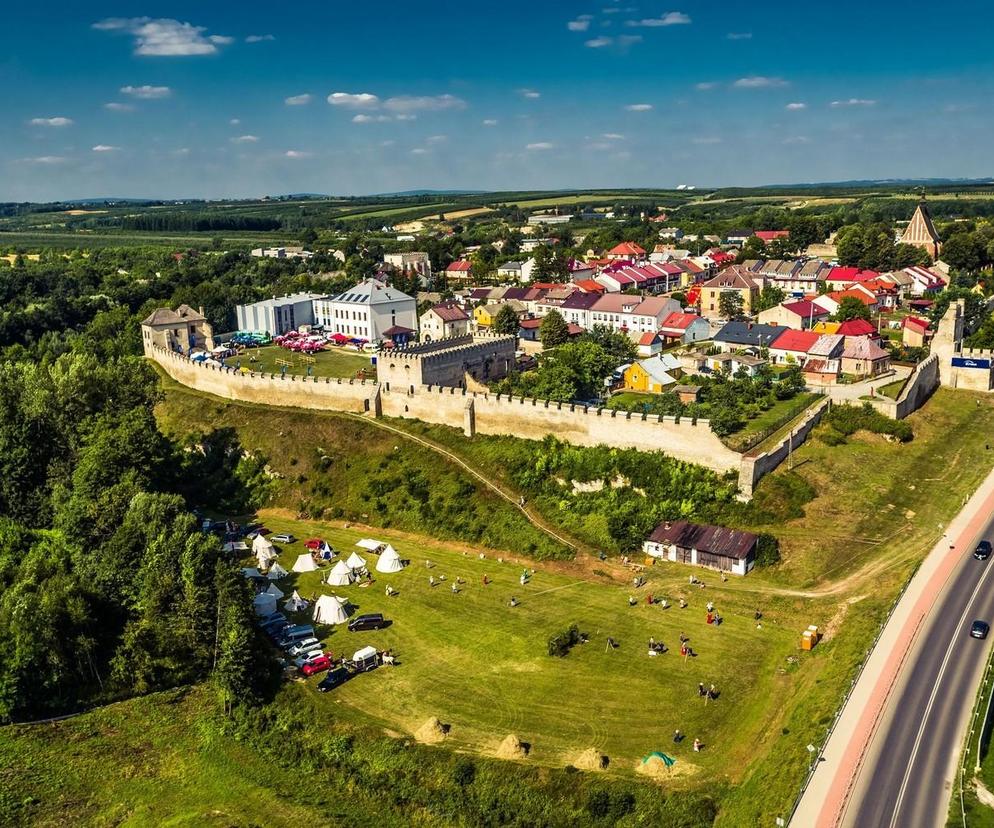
[356,538,384,552]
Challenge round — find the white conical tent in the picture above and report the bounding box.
[284,590,308,612]
[346,551,367,571]
[326,559,352,586]
[293,553,318,573]
[265,583,285,599]
[253,534,276,554]
[375,545,404,573]
[313,594,351,625]
[267,562,288,580]
[253,592,278,616]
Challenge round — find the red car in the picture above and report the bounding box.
[300,654,332,676]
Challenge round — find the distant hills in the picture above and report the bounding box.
[760,177,994,190]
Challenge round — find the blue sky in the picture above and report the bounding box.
[2,1,993,200]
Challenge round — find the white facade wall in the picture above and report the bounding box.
[313,296,417,342]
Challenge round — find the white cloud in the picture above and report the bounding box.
[380,140,396,147]
[733,76,788,88]
[587,142,613,151]
[28,117,73,127]
[352,114,392,123]
[230,118,241,125]
[785,102,807,110]
[568,15,593,31]
[619,35,643,46]
[104,102,135,112]
[285,150,311,158]
[693,136,722,145]
[171,148,190,156]
[121,85,171,99]
[92,145,119,152]
[285,94,312,106]
[526,142,555,150]
[231,135,259,143]
[93,17,232,57]
[727,32,752,40]
[328,91,381,108]
[586,36,613,48]
[626,11,691,26]
[783,135,810,144]
[245,34,275,43]
[695,82,719,91]
[21,156,67,164]
[830,98,876,107]
[410,148,429,155]
[482,118,498,126]
[383,94,465,113]
[625,103,653,111]
[518,88,541,99]
[426,134,448,144]
[602,133,625,139]
[395,114,417,121]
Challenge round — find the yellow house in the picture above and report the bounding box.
[810,320,842,336]
[622,354,681,394]
[473,304,496,327]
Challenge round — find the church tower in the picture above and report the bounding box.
[899,195,942,260]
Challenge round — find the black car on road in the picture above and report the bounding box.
[971,620,990,639]
[974,540,993,561]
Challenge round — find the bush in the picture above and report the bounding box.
[755,533,781,567]
[818,430,847,446]
[547,624,582,657]
[826,403,913,442]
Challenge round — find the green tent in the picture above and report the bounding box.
[642,751,676,767]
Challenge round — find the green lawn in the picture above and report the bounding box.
[724,393,821,453]
[876,377,908,400]
[248,510,821,788]
[0,688,392,827]
[237,343,372,379]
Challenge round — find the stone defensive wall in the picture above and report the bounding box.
[148,344,810,497]
[863,353,940,419]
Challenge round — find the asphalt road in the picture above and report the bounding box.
[846,520,994,828]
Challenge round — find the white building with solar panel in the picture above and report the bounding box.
[312,278,418,344]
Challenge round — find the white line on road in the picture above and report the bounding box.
[888,557,994,828]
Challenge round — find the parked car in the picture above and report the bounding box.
[299,654,332,675]
[278,625,315,647]
[317,667,350,692]
[259,613,286,628]
[287,637,322,657]
[347,613,388,632]
[301,655,332,677]
[271,533,296,544]
[971,620,990,639]
[974,540,992,561]
[294,650,326,668]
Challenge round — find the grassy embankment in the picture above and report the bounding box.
[152,374,994,825]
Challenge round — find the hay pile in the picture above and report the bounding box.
[636,756,694,781]
[573,749,608,771]
[496,734,529,760]
[414,717,447,744]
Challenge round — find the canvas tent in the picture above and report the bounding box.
[253,534,276,554]
[223,541,248,553]
[267,562,288,580]
[375,545,404,574]
[326,559,352,586]
[356,538,384,552]
[240,567,262,579]
[284,590,308,612]
[313,594,351,625]
[265,583,285,599]
[293,553,319,573]
[346,551,367,571]
[253,592,278,616]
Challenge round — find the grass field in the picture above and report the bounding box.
[237,343,372,379]
[244,510,819,784]
[152,372,994,825]
[0,230,298,250]
[0,687,412,827]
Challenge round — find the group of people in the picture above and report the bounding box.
[697,682,719,701]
